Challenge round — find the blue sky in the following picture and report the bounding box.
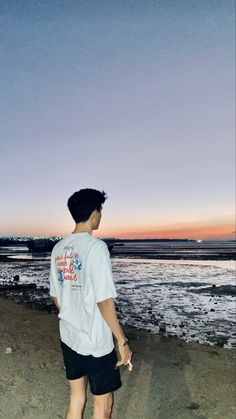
[0,0,235,239]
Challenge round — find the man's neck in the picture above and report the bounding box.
[72,224,93,235]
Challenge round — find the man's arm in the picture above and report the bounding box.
[52,297,60,310]
[97,298,132,366]
[98,298,125,341]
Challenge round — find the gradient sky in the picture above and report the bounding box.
[0,0,235,240]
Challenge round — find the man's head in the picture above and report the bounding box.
[67,188,107,230]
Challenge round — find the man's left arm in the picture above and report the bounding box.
[52,296,60,310]
[49,249,60,310]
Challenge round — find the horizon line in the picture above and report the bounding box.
[0,235,235,242]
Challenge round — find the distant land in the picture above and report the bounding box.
[0,236,235,261]
[0,236,200,245]
[1,236,236,243]
[0,236,197,252]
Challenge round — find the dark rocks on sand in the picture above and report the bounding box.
[192,285,236,296]
[159,322,166,333]
[0,283,37,291]
[187,402,200,410]
[13,275,20,282]
[214,335,229,348]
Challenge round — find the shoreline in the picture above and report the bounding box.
[0,253,235,263]
[113,253,236,260]
[0,254,235,348]
[0,298,235,418]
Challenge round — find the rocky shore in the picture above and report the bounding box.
[0,251,235,348]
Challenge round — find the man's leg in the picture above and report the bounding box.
[66,376,88,419]
[93,392,114,419]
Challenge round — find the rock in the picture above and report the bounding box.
[6,347,12,354]
[0,283,36,291]
[194,285,236,296]
[13,275,20,282]
[39,362,47,369]
[187,402,200,410]
[214,336,229,348]
[210,308,215,312]
[159,322,166,333]
[209,350,219,356]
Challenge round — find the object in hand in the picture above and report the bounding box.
[127,359,133,371]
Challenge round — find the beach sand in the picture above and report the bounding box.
[0,298,235,419]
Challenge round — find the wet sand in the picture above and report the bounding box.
[0,298,235,419]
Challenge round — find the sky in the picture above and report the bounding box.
[0,0,235,240]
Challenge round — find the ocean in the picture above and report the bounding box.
[0,242,235,348]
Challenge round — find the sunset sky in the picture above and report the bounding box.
[0,0,235,240]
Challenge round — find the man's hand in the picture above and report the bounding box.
[115,343,133,368]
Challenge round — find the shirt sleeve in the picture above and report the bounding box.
[49,249,58,298]
[89,240,118,303]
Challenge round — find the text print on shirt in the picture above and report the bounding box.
[56,245,82,283]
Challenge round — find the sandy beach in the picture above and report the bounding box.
[0,298,235,419]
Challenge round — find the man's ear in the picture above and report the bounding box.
[90,209,97,220]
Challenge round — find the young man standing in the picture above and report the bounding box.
[49,188,132,419]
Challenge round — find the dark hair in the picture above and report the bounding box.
[67,188,107,223]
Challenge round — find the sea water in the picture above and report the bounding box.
[0,252,235,347]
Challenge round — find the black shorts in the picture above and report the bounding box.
[60,340,122,395]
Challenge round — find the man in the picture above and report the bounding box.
[49,188,132,419]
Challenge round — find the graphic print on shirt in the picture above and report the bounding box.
[55,245,82,285]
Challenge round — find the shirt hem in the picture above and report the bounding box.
[96,294,117,303]
[60,337,114,358]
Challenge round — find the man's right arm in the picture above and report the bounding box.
[97,298,132,367]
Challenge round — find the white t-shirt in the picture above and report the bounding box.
[49,232,117,357]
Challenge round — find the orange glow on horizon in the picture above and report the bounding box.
[1,219,235,241]
[97,221,235,240]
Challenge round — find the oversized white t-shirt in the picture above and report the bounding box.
[49,232,117,357]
